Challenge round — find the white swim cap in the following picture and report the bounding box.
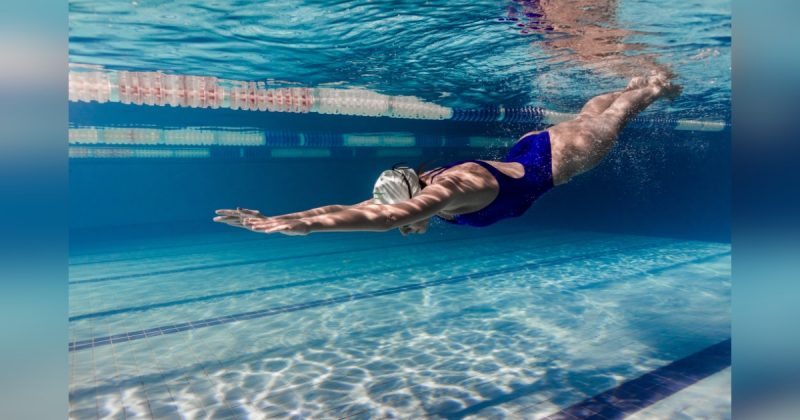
[373,167,421,204]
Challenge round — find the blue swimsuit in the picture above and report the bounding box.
[430,131,554,227]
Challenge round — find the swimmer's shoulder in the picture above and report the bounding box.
[423,162,500,191]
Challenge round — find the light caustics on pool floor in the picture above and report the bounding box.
[68,226,731,419]
[69,67,728,132]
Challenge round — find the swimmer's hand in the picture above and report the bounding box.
[213,207,267,229]
[243,218,310,236]
[399,221,429,236]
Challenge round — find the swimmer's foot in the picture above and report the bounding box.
[648,74,682,100]
[626,76,649,91]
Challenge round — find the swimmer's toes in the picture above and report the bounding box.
[647,74,669,88]
[646,74,682,100]
[626,76,649,90]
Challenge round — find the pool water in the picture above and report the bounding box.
[69,222,730,418]
[68,0,731,418]
[68,0,731,119]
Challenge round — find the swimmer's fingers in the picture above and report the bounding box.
[236,207,264,217]
[215,209,271,229]
[215,209,247,221]
[212,214,234,223]
[213,215,242,224]
[245,218,309,235]
[214,213,242,222]
[215,208,264,218]
[213,211,262,228]
[242,218,278,230]
[215,209,239,215]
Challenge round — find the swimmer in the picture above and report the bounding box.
[214,75,680,236]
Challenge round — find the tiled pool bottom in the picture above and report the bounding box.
[69,224,731,419]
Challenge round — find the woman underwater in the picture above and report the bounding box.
[214,74,680,236]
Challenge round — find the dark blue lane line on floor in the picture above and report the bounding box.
[429,253,731,419]
[69,244,729,323]
[69,231,574,322]
[68,239,671,352]
[438,338,731,420]
[69,230,540,285]
[572,251,731,292]
[542,338,731,420]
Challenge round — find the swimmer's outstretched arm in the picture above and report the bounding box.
[269,199,376,219]
[213,200,374,228]
[241,181,457,235]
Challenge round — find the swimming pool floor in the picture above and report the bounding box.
[69,224,731,419]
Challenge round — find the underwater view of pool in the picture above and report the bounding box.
[69,0,731,418]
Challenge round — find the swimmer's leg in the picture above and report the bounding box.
[548,76,680,184]
[577,77,650,117]
[598,75,681,133]
[519,86,630,141]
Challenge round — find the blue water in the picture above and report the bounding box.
[69,0,730,119]
[68,0,731,418]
